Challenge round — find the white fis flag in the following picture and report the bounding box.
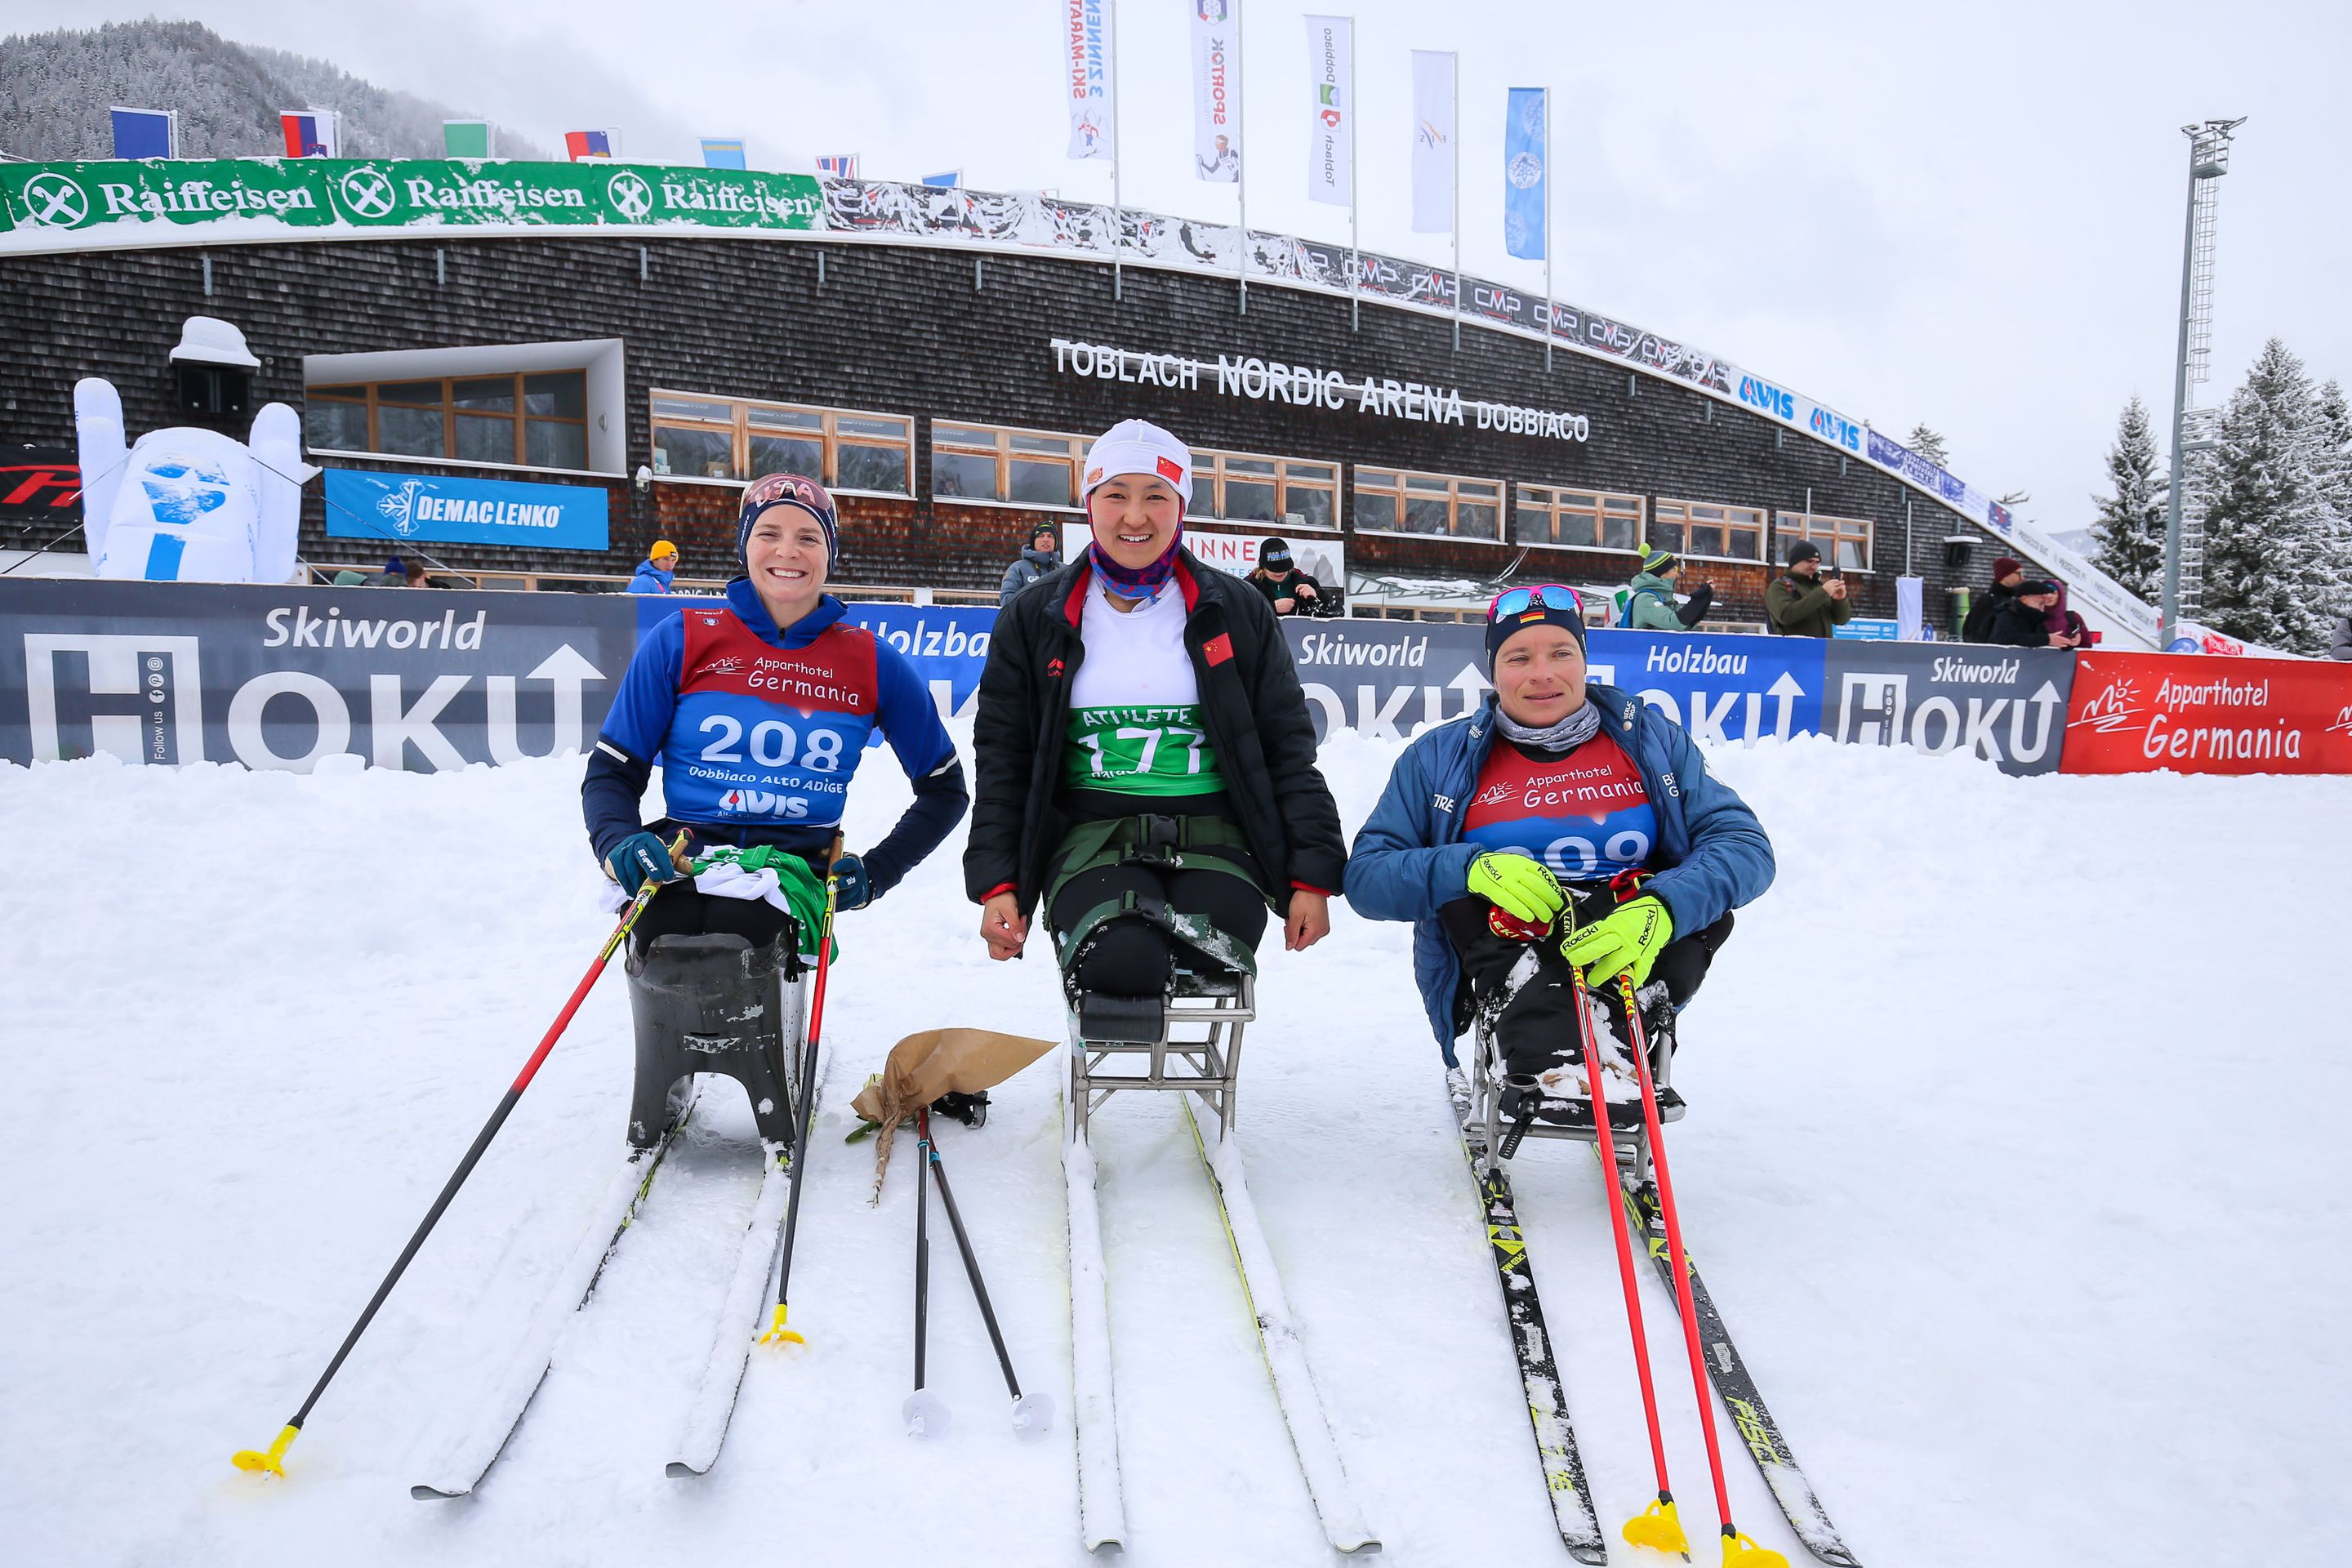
[1064,0,1116,161]
[1190,0,1241,182]
[1409,51,1454,234]
[1303,15,1352,206]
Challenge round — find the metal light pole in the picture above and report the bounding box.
[2158,117,2244,648]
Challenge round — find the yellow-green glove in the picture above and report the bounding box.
[1467,852,1566,924]
[1560,895,1673,987]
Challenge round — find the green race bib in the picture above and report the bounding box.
[1062,705,1225,796]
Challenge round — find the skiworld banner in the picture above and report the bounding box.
[2059,652,2352,776]
[1820,642,2075,777]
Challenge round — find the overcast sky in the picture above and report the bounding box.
[7,0,2344,533]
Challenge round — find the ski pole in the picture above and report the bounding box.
[902,1106,950,1438]
[924,1117,1054,1440]
[759,864,841,1348]
[1567,964,1690,1561]
[233,862,675,1479]
[1617,973,1788,1568]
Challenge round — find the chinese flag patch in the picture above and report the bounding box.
[1156,455,1184,485]
[1204,632,1234,666]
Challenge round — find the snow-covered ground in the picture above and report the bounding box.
[2,732,2345,1567]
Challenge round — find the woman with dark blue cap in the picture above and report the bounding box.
[583,471,968,951]
[1343,584,1772,1122]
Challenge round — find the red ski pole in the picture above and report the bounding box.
[1566,964,1691,1561]
[232,858,675,1480]
[1616,971,1788,1568]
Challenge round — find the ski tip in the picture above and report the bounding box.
[663,1459,707,1479]
[1085,1541,1125,1560]
[409,1482,468,1501]
[1336,1539,1383,1557]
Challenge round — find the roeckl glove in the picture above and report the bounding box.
[606,831,684,898]
[1467,852,1566,925]
[1560,894,1673,987]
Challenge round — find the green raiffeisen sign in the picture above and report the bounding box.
[0,158,823,243]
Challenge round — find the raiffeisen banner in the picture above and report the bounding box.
[0,158,823,243]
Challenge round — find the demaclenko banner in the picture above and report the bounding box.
[324,469,611,553]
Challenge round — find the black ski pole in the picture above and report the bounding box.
[902,1106,950,1437]
[758,864,841,1348]
[924,1123,1054,1439]
[234,866,674,1479]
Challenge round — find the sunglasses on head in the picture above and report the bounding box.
[1486,584,1584,622]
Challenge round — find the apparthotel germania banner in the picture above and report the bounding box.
[0,159,822,242]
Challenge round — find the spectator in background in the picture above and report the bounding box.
[2328,609,2350,661]
[331,568,367,586]
[1989,581,2080,648]
[365,555,406,586]
[402,559,432,589]
[1962,556,2025,643]
[1249,537,1326,616]
[2042,579,2095,648]
[1620,547,1713,630]
[999,523,1061,605]
[1765,541,1852,637]
[628,540,679,595]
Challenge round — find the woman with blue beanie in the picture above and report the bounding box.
[582,471,968,950]
[1343,585,1772,1123]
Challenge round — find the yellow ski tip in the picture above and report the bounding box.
[1722,1530,1788,1568]
[1624,1494,1690,1557]
[231,1424,299,1477]
[756,1303,805,1348]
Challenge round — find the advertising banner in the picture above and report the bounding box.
[1190,0,1241,182]
[0,578,635,771]
[1822,642,2074,776]
[1503,88,1547,261]
[324,469,611,553]
[1064,1,1116,161]
[0,159,822,243]
[2,447,80,524]
[1303,16,1353,207]
[2060,652,2352,776]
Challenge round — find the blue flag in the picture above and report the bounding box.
[920,170,961,188]
[110,107,176,160]
[1503,87,1547,261]
[699,138,747,169]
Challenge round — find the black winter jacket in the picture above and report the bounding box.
[1987,597,2059,648]
[963,550,1347,913]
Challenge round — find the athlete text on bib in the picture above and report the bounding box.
[1062,577,1225,797]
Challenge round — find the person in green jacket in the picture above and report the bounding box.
[1764,541,1853,637]
[1619,547,1713,630]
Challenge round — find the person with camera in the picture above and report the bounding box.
[1619,547,1713,630]
[1988,580,2081,649]
[1248,537,1327,617]
[1765,541,1853,637]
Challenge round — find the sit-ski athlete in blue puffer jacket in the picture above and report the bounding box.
[1343,586,1773,1126]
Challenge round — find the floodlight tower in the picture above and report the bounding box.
[2158,117,2245,647]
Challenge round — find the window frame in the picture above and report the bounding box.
[1188,447,1343,533]
[928,420,1093,510]
[306,371,590,472]
[1351,466,1508,542]
[1514,485,1646,553]
[1648,497,1769,565]
[1775,510,1877,572]
[647,390,916,497]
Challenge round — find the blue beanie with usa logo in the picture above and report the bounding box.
[736,471,839,572]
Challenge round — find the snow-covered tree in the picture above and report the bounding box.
[2089,396,2167,600]
[1905,425,1950,469]
[2196,338,2334,653]
[2310,379,2352,615]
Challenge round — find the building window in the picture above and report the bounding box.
[648,392,915,495]
[1190,448,1341,532]
[307,372,590,470]
[1650,497,1766,563]
[1354,468,1503,540]
[931,422,1091,508]
[1516,486,1643,551]
[1777,511,1874,572]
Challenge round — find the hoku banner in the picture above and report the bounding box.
[1190,0,1242,182]
[1410,51,1454,234]
[0,158,824,239]
[1303,15,1352,207]
[1064,0,1116,161]
[1503,87,1546,261]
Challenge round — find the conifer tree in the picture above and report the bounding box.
[2309,379,2352,615]
[2196,338,2330,652]
[2089,397,2167,600]
[1904,425,1950,469]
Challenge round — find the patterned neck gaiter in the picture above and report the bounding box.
[1088,525,1184,604]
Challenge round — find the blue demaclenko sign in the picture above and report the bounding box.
[324,468,610,552]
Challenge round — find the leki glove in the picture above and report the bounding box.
[1468,853,1566,925]
[1560,894,1673,987]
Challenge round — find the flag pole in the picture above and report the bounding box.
[1236,7,1249,318]
[1348,16,1359,333]
[1451,51,1461,353]
[1543,85,1553,373]
[1110,0,1124,304]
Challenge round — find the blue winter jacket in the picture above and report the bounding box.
[1343,685,1775,1061]
[626,559,675,595]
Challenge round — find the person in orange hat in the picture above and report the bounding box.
[628,539,680,595]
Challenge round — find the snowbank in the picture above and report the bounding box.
[0,733,2342,1566]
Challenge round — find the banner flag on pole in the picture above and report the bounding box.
[1503,86,1547,260]
[443,119,493,158]
[920,170,962,188]
[1303,14,1352,207]
[1410,50,1454,233]
[816,154,859,178]
[1190,0,1241,182]
[564,130,618,161]
[279,109,338,158]
[110,107,176,160]
[698,138,748,170]
[1063,0,1116,161]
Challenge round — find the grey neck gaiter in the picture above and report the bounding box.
[1494,698,1601,752]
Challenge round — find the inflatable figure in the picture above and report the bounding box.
[74,376,313,583]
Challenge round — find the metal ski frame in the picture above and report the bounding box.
[1062,960,1379,1556]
